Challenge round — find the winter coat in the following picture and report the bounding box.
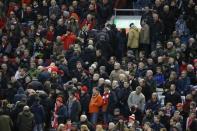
[17,111,35,131]
[150,20,164,45]
[107,91,118,114]
[127,26,140,49]
[177,77,191,95]
[28,79,43,90]
[49,5,60,17]
[151,122,165,131]
[145,99,161,113]
[66,99,81,122]
[61,33,77,50]
[14,87,27,103]
[165,91,182,107]
[89,93,103,113]
[57,105,67,124]
[55,25,67,37]
[97,2,112,25]
[139,24,150,44]
[31,103,45,124]
[81,48,96,64]
[0,115,13,131]
[80,93,91,114]
[109,69,125,81]
[154,73,165,88]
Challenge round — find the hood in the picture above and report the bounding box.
[131,26,139,31]
[23,111,33,117]
[17,87,25,94]
[39,91,48,99]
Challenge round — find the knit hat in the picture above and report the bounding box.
[81,86,88,93]
[194,59,197,63]
[129,114,135,121]
[176,103,183,108]
[56,96,63,103]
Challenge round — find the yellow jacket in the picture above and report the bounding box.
[127,26,140,49]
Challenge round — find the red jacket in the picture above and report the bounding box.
[80,19,95,31]
[61,33,76,50]
[0,18,5,29]
[46,31,55,42]
[22,0,32,5]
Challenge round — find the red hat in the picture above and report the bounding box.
[56,96,63,103]
[194,59,197,63]
[46,64,64,75]
[176,103,183,108]
[129,114,135,121]
[81,86,88,93]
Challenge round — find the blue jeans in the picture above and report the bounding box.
[103,112,110,124]
[33,124,43,131]
[91,113,98,125]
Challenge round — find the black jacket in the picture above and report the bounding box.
[80,93,91,114]
[165,91,182,107]
[66,99,81,122]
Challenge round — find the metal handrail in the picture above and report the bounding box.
[114,8,144,17]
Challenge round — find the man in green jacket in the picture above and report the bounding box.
[17,106,35,131]
[0,108,13,131]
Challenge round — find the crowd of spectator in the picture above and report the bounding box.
[0,0,197,131]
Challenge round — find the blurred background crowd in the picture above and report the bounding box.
[0,0,197,131]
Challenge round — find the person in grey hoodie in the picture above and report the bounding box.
[128,86,146,112]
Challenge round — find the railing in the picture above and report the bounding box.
[114,8,144,17]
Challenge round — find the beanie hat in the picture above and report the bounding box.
[56,96,63,103]
[176,103,183,108]
[81,86,88,93]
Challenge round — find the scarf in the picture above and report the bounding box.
[52,103,59,129]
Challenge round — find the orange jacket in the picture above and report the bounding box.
[22,0,32,5]
[89,94,103,113]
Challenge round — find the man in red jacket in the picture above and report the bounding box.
[61,29,77,50]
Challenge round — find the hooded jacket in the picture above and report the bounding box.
[127,26,140,49]
[14,87,27,103]
[89,93,103,113]
[17,110,35,131]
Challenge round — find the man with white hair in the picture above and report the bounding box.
[79,115,94,131]
[187,64,196,85]
[108,122,115,131]
[145,70,156,93]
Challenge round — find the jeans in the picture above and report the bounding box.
[33,124,43,131]
[90,113,98,125]
[103,112,109,124]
